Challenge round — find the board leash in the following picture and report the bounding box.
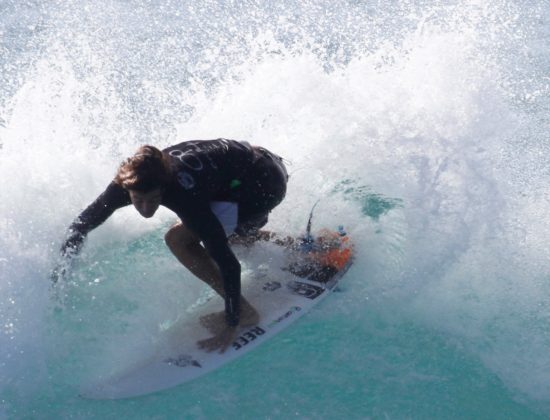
[300,199,320,252]
[301,199,348,253]
[305,199,320,239]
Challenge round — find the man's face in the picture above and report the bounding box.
[128,188,163,218]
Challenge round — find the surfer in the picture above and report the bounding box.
[52,139,288,353]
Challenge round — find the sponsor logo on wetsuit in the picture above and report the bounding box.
[286,280,324,300]
[232,326,266,351]
[163,354,202,368]
[176,171,196,189]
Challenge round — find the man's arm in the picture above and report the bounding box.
[52,182,130,282]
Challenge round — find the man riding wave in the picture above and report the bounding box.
[53,139,288,353]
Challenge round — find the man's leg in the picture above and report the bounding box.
[164,222,258,329]
[232,146,289,247]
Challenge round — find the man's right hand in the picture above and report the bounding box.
[50,258,71,285]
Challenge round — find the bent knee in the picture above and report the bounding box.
[165,223,198,249]
[164,227,178,249]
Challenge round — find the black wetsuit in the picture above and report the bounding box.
[60,139,288,326]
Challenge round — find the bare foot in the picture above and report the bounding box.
[200,311,226,335]
[197,326,238,354]
[240,304,260,327]
[200,304,260,335]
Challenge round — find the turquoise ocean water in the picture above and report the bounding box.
[1,0,549,418]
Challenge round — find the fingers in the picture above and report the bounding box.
[50,263,67,285]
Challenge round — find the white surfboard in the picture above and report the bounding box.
[81,230,353,399]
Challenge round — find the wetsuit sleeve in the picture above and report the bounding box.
[60,182,131,258]
[180,204,241,327]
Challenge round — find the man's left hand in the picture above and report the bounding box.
[197,326,239,354]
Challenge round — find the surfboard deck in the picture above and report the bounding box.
[81,229,353,400]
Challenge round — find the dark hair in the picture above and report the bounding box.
[114,145,171,192]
